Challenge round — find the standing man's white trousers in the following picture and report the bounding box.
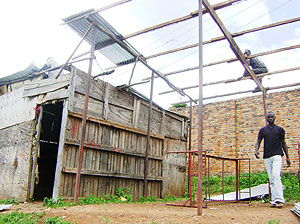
[264,155,285,204]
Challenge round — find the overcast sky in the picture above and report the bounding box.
[0,0,299,108]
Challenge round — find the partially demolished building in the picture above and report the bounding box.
[0,66,188,201]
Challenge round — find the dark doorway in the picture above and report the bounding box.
[34,101,63,199]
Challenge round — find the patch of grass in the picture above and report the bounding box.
[267,219,280,224]
[138,196,157,203]
[0,198,19,205]
[43,197,75,208]
[100,216,113,224]
[44,216,74,224]
[44,187,133,208]
[0,211,44,224]
[0,212,75,224]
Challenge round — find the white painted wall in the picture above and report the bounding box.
[0,87,37,129]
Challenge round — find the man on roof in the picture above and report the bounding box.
[238,49,268,92]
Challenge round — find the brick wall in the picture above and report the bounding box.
[171,88,300,175]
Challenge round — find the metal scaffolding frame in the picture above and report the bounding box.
[57,0,300,216]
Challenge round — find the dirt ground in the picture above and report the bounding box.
[2,200,300,224]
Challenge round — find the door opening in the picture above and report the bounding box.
[33,101,63,199]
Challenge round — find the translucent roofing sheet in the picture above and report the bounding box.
[63,9,140,66]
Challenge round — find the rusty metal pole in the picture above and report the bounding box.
[298,143,300,191]
[262,89,268,125]
[74,23,97,203]
[197,0,204,216]
[143,71,154,198]
[235,160,239,202]
[222,160,225,201]
[249,159,252,201]
[208,158,210,201]
[188,100,193,201]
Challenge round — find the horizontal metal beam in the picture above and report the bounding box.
[171,80,300,105]
[159,65,300,95]
[143,43,300,84]
[144,16,300,60]
[124,0,242,39]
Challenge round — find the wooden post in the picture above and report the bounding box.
[29,106,43,199]
[103,83,110,120]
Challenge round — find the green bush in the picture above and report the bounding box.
[282,172,300,201]
[171,103,187,108]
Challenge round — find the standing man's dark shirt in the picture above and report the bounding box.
[257,125,285,158]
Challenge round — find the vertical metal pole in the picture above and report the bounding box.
[249,159,251,202]
[238,160,241,200]
[188,100,193,201]
[235,160,239,202]
[74,23,96,203]
[197,0,204,216]
[222,160,225,201]
[262,90,267,125]
[143,71,154,198]
[208,158,210,201]
[192,152,195,204]
[298,143,300,192]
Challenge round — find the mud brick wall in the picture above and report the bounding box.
[171,88,300,175]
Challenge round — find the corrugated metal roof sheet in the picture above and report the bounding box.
[0,63,39,86]
[63,9,141,66]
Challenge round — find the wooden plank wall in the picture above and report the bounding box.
[58,68,187,199]
[61,115,163,199]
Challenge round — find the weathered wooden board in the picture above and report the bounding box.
[0,87,37,129]
[106,104,133,127]
[72,92,104,118]
[162,114,185,139]
[162,138,187,197]
[73,68,105,100]
[23,80,69,98]
[43,88,69,102]
[107,83,134,111]
[0,120,35,202]
[72,91,134,128]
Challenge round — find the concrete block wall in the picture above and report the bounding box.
[171,88,300,175]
